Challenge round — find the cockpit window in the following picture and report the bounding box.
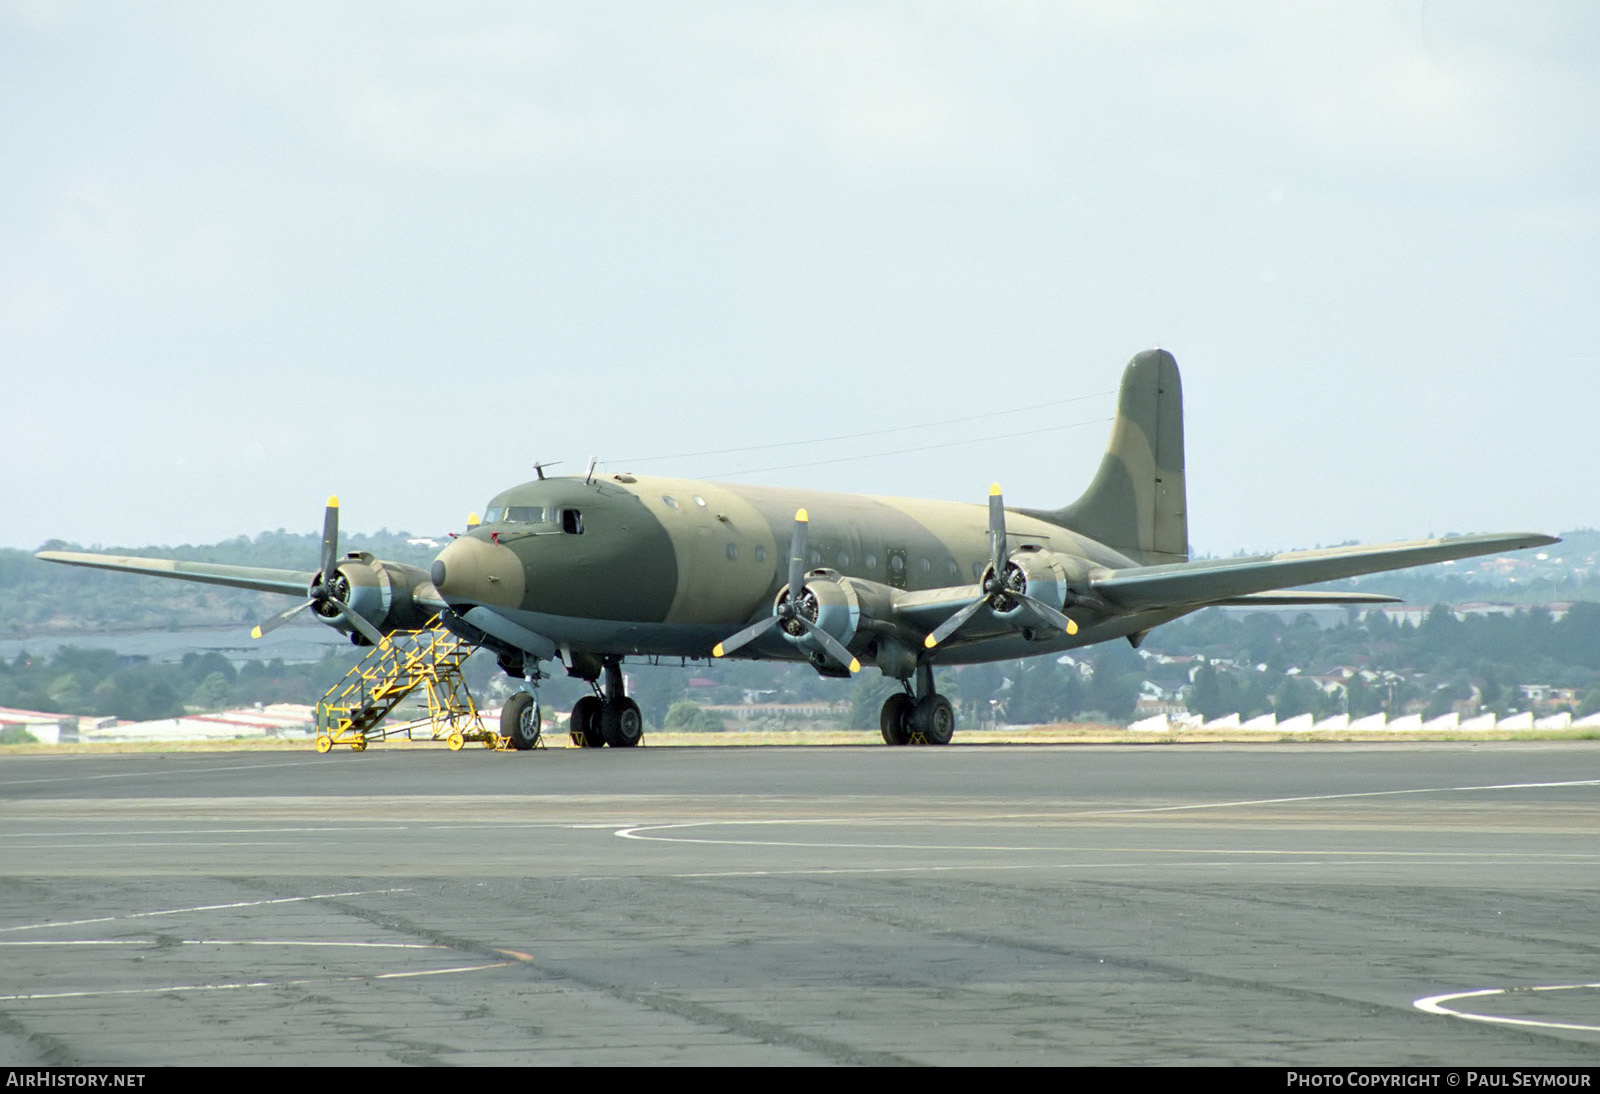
[484,506,550,525]
[562,508,583,535]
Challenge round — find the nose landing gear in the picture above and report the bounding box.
[500,690,544,750]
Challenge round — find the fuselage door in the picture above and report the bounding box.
[885,547,908,590]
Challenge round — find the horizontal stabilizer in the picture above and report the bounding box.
[1091,532,1558,611]
[35,550,315,597]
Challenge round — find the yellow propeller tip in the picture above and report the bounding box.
[1067,619,1078,635]
[250,627,263,640]
[848,660,860,673]
[924,634,939,649]
[711,643,725,658]
[989,483,1002,496]
[326,495,339,508]
[467,512,481,526]
[795,508,808,522]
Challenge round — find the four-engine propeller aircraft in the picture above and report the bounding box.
[38,349,1557,748]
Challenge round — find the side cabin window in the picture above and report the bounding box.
[562,508,583,535]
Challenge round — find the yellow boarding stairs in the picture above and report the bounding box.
[315,615,526,752]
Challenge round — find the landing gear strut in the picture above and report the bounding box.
[879,660,955,746]
[498,662,544,750]
[569,657,643,748]
[500,690,543,750]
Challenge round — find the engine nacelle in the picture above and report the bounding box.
[988,547,1071,620]
[313,553,437,642]
[774,570,862,667]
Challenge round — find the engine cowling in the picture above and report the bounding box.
[774,572,862,667]
[987,547,1071,621]
[314,553,437,641]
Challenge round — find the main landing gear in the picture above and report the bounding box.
[879,660,955,746]
[497,653,642,750]
[569,657,643,748]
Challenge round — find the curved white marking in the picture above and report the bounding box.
[1415,982,1600,1034]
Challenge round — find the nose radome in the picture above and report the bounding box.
[431,536,525,609]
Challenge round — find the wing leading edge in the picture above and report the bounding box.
[34,550,316,597]
[1090,532,1559,611]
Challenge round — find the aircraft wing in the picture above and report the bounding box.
[35,550,316,597]
[1090,532,1559,612]
[1209,591,1401,606]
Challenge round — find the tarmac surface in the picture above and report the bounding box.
[0,740,1596,1066]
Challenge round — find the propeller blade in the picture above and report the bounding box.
[712,615,780,659]
[1014,591,1079,636]
[319,496,340,582]
[988,483,1008,578]
[923,596,989,650]
[789,508,809,602]
[794,616,859,673]
[331,599,386,645]
[251,599,313,640]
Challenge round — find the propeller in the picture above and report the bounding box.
[711,508,860,673]
[250,497,386,645]
[923,484,1079,650]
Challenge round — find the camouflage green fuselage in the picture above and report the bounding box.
[432,473,1181,669]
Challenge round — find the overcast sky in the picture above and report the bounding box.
[3,1,1595,556]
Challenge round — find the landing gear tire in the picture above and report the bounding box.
[601,698,644,748]
[880,692,914,746]
[501,691,542,750]
[911,694,955,746]
[570,695,605,747]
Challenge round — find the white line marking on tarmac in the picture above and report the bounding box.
[1415,982,1600,1034]
[0,759,328,787]
[0,962,514,1003]
[616,822,1596,857]
[0,823,618,838]
[0,939,448,949]
[579,857,1548,881]
[617,831,1593,863]
[614,777,1600,849]
[0,889,412,933]
[1080,778,1600,817]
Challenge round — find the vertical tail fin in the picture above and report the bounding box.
[1033,349,1187,565]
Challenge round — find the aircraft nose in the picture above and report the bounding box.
[430,536,525,609]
